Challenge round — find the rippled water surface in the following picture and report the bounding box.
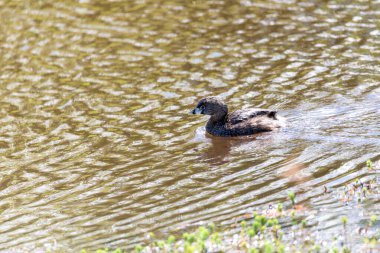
[0,0,379,251]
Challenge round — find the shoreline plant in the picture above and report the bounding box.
[81,160,379,253]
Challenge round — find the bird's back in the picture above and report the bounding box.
[227,109,277,125]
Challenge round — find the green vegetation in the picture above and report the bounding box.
[82,161,379,253]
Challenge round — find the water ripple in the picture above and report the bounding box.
[0,0,379,251]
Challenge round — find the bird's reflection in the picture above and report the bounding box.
[200,132,271,166]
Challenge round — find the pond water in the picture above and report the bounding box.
[0,0,379,251]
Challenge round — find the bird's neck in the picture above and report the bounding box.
[207,112,227,128]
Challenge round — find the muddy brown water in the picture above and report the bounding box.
[0,0,379,251]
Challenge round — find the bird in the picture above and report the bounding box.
[191,96,285,137]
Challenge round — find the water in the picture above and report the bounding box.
[0,0,379,251]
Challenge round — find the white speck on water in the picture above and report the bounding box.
[157,76,175,83]
[189,58,203,64]
[207,51,224,58]
[205,77,228,87]
[281,71,297,78]
[192,50,206,56]
[245,75,260,83]
[271,54,286,61]
[272,77,288,83]
[314,66,329,73]
[64,133,81,141]
[190,72,203,81]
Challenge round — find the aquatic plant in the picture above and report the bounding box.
[338,160,379,204]
[287,191,296,206]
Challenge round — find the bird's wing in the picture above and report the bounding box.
[228,109,277,125]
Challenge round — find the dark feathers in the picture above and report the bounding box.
[192,96,285,137]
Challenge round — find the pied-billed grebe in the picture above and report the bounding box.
[192,96,285,137]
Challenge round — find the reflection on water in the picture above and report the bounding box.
[0,0,379,251]
[203,136,247,165]
[197,130,278,166]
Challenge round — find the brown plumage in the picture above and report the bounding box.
[191,96,285,137]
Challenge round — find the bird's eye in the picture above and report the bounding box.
[200,105,205,110]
